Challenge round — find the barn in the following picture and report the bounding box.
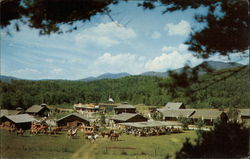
[26,104,50,117]
[57,113,90,128]
[114,104,136,114]
[0,114,36,130]
[110,113,148,123]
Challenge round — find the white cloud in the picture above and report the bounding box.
[89,53,146,75]
[150,31,161,39]
[145,46,202,71]
[12,68,40,74]
[75,22,136,48]
[164,20,191,36]
[51,68,63,74]
[162,43,188,52]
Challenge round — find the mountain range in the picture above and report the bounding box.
[0,61,244,82]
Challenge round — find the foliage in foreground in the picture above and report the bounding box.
[175,121,250,158]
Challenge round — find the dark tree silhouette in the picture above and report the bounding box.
[175,121,250,158]
[1,0,248,57]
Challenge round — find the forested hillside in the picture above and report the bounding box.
[0,66,249,110]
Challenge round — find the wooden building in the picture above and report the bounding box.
[160,109,196,121]
[114,104,136,114]
[110,113,147,123]
[239,109,250,126]
[190,109,227,125]
[57,113,90,128]
[0,114,36,129]
[74,103,99,112]
[99,103,118,112]
[0,108,23,118]
[157,102,185,112]
[26,104,50,117]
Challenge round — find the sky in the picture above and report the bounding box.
[1,1,249,80]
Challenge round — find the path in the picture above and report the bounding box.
[70,138,105,159]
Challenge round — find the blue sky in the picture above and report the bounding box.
[1,1,248,80]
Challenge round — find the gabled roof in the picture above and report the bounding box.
[190,109,223,119]
[26,105,48,113]
[111,113,141,121]
[0,109,8,117]
[161,109,195,118]
[0,109,22,117]
[57,113,90,122]
[4,114,36,123]
[239,109,250,117]
[165,102,184,109]
[115,104,136,109]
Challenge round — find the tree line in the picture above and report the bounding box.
[0,66,249,110]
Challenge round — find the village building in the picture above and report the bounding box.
[110,113,148,124]
[99,103,118,112]
[190,109,227,125]
[114,104,136,114]
[157,102,185,112]
[120,120,183,129]
[239,109,250,125]
[74,103,99,113]
[26,104,50,117]
[160,109,196,121]
[57,113,90,128]
[0,108,23,117]
[0,114,36,129]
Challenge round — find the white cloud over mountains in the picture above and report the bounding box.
[164,20,191,36]
[75,22,136,48]
[145,44,202,71]
[87,43,202,75]
[89,53,147,75]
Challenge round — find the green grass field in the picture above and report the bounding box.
[1,130,196,159]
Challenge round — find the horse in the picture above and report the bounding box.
[101,131,111,138]
[8,127,17,134]
[16,128,25,136]
[110,133,119,141]
[86,134,99,143]
[67,128,78,138]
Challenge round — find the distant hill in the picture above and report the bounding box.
[0,61,244,82]
[80,72,131,81]
[0,75,21,82]
[140,71,167,77]
[140,61,243,77]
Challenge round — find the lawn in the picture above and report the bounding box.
[1,130,196,159]
[0,130,84,159]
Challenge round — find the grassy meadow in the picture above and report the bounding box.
[0,130,196,159]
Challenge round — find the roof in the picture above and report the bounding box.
[111,113,141,121]
[4,114,36,123]
[161,109,195,118]
[0,109,8,117]
[26,105,47,113]
[239,109,250,117]
[190,109,223,119]
[120,120,182,128]
[0,109,22,117]
[57,113,90,122]
[165,102,184,109]
[115,105,136,109]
